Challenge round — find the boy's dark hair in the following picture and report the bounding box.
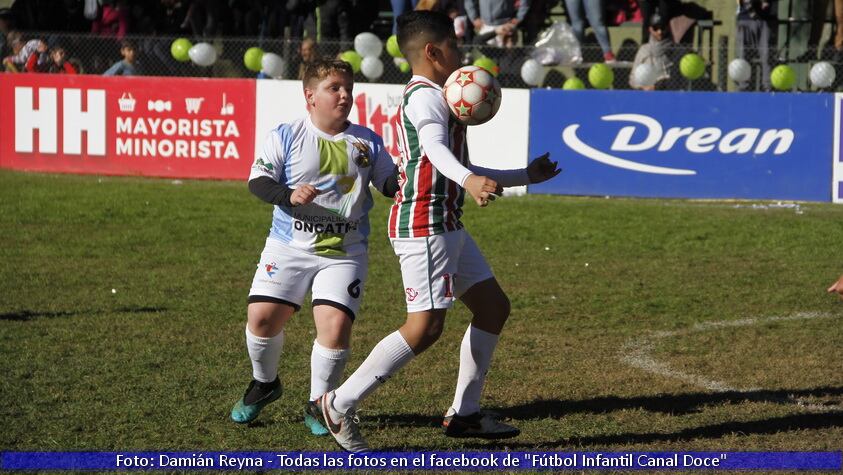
[396,10,455,63]
[302,58,353,88]
[120,40,135,51]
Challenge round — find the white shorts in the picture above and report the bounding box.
[248,238,368,320]
[391,229,494,312]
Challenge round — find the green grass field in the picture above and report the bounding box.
[1,170,841,458]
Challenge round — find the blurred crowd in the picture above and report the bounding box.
[0,0,840,90]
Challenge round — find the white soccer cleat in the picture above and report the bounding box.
[318,391,369,453]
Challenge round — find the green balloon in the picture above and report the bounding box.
[386,35,403,58]
[562,77,586,90]
[679,53,705,80]
[171,38,192,62]
[770,64,796,91]
[473,56,499,77]
[244,47,264,72]
[588,63,614,89]
[340,50,363,73]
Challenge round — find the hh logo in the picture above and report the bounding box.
[265,262,278,278]
[15,86,106,155]
[405,288,419,302]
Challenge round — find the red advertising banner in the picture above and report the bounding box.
[0,74,256,180]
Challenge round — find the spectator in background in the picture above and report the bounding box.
[104,40,140,75]
[392,0,419,34]
[0,9,12,57]
[564,0,615,61]
[521,0,558,45]
[319,0,351,41]
[91,0,130,39]
[800,0,843,62]
[736,0,773,91]
[297,36,319,79]
[26,45,78,74]
[183,0,224,38]
[465,0,530,47]
[285,0,317,40]
[417,0,466,40]
[630,13,673,89]
[3,32,44,72]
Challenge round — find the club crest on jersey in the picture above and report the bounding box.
[405,288,419,301]
[255,157,274,173]
[265,262,278,278]
[351,139,371,168]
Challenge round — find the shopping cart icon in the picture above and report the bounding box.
[185,97,204,114]
[118,93,136,112]
[220,93,234,115]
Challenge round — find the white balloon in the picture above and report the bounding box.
[354,32,383,58]
[188,42,217,67]
[520,58,545,87]
[632,63,658,87]
[810,61,835,88]
[361,56,384,81]
[728,58,751,83]
[261,52,286,78]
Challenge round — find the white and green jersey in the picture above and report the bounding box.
[250,117,395,257]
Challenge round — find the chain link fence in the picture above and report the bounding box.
[4,31,841,91]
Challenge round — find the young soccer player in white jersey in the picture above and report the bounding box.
[230,59,399,435]
[317,10,560,452]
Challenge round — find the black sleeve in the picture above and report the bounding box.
[248,176,294,207]
[378,167,400,198]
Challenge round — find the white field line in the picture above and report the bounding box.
[619,312,841,411]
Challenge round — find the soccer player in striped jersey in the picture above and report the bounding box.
[230,59,399,436]
[317,10,560,452]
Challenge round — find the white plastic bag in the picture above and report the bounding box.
[531,21,582,66]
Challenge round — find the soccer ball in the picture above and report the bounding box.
[443,65,502,126]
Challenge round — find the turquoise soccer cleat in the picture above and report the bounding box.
[230,378,283,423]
[304,400,329,436]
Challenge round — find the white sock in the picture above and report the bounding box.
[451,325,499,416]
[333,331,414,414]
[310,340,350,401]
[245,326,284,383]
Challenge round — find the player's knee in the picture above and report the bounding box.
[415,318,445,347]
[489,294,511,322]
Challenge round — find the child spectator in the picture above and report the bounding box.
[104,40,140,76]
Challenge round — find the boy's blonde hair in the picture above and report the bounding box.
[302,59,353,88]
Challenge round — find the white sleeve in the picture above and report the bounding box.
[405,88,473,187]
[468,164,531,187]
[249,128,285,183]
[369,134,396,191]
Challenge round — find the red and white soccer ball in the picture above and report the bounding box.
[443,65,502,126]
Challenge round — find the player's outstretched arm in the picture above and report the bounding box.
[827,274,843,297]
[527,153,561,184]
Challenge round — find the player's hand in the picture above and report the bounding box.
[827,274,843,298]
[527,153,561,184]
[464,174,501,207]
[290,184,319,206]
[473,18,485,31]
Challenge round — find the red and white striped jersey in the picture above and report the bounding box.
[388,76,469,238]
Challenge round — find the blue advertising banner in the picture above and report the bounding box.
[1,451,841,471]
[528,90,834,201]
